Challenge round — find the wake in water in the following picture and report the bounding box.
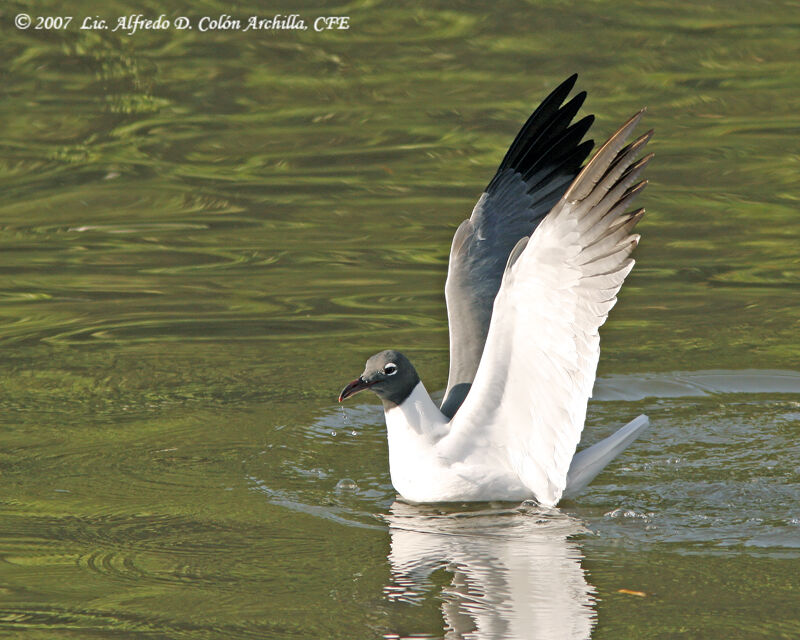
[247,369,800,551]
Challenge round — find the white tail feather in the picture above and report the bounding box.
[562,414,650,498]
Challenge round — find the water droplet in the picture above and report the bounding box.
[605,507,650,520]
[340,406,358,434]
[335,478,358,491]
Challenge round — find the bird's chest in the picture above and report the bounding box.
[386,429,465,502]
[382,384,530,502]
[384,405,458,502]
[385,419,529,503]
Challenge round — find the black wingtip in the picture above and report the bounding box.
[487,75,593,194]
[557,74,579,97]
[548,75,580,110]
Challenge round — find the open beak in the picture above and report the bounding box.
[338,377,375,402]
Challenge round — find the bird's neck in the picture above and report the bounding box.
[383,381,449,442]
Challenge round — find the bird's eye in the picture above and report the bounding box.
[384,363,398,376]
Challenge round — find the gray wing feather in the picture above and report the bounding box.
[441,75,594,417]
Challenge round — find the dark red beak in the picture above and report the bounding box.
[338,377,375,402]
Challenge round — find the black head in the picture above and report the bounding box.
[338,350,420,408]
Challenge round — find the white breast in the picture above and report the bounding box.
[384,382,530,502]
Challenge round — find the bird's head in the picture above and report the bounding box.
[338,349,420,408]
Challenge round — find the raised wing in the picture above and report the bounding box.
[442,75,594,418]
[445,111,653,506]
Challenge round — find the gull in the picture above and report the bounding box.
[339,75,653,506]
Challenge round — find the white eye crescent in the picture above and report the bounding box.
[384,363,398,375]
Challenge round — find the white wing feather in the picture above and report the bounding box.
[444,111,653,506]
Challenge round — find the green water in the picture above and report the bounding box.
[1,1,798,638]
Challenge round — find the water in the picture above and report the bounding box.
[1,1,799,638]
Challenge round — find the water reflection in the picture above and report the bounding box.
[384,501,595,640]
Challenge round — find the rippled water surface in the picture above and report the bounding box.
[1,1,799,638]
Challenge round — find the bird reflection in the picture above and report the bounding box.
[384,501,596,640]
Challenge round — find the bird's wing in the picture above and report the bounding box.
[444,112,653,506]
[441,75,594,418]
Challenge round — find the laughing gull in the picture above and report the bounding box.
[339,75,653,506]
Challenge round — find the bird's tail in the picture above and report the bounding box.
[562,414,649,498]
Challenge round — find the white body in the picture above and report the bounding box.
[385,382,648,504]
[386,383,531,502]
